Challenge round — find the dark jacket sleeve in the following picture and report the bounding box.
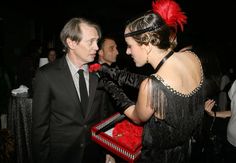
[32,69,51,163]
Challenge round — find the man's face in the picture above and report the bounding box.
[99,39,119,65]
[68,23,99,66]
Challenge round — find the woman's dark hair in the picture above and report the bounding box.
[124,12,171,49]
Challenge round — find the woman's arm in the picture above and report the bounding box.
[124,78,154,123]
[204,99,231,118]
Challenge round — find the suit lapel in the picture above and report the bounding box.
[84,73,98,118]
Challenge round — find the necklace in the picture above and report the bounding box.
[154,50,174,72]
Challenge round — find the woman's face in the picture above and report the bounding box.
[48,50,57,62]
[124,28,147,67]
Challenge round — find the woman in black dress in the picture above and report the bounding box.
[101,0,205,162]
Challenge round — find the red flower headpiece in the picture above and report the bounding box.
[89,63,101,73]
[152,0,187,32]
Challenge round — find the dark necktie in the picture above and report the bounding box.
[78,69,88,115]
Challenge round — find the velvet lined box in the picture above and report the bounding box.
[91,113,142,163]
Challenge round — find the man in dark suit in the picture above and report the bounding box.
[32,17,115,163]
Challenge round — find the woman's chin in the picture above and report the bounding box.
[135,62,144,67]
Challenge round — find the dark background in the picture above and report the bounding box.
[0,0,235,87]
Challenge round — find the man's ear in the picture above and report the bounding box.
[66,38,77,49]
[98,49,104,57]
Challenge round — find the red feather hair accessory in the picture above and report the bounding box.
[152,0,187,32]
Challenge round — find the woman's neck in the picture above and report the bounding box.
[149,48,172,70]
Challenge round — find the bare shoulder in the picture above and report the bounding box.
[175,50,202,70]
[140,78,151,90]
[176,50,200,60]
[157,50,203,94]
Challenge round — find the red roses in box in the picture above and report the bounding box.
[113,119,143,152]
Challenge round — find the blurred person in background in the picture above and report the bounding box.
[205,79,236,163]
[47,48,57,63]
[97,35,119,66]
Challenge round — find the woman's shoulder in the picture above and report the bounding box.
[175,50,203,77]
[151,50,204,96]
[176,50,200,60]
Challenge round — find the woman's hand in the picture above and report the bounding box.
[105,154,116,163]
[204,99,216,117]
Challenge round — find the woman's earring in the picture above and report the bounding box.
[146,48,151,63]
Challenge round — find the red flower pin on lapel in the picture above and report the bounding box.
[89,63,101,73]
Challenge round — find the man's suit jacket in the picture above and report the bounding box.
[32,56,115,163]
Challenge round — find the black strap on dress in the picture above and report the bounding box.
[154,50,174,72]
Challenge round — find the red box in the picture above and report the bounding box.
[91,113,142,163]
